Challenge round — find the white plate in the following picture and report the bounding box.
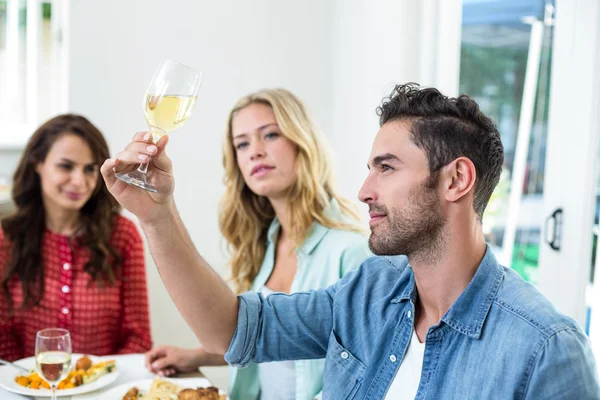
[0,353,119,398]
[100,377,226,400]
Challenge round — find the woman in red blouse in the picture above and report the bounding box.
[0,114,152,361]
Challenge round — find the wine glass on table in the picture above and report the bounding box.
[115,58,203,192]
[35,328,72,400]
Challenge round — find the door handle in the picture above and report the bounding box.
[544,208,563,251]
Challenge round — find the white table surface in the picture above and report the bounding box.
[0,354,182,400]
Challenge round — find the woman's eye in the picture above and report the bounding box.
[58,164,72,170]
[235,142,249,150]
[84,166,97,174]
[265,132,279,140]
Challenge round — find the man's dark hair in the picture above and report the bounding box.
[377,83,504,221]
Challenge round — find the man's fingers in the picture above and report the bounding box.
[114,150,150,167]
[155,134,169,154]
[132,131,153,143]
[100,158,119,186]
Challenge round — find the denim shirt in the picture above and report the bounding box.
[228,201,372,400]
[225,246,600,399]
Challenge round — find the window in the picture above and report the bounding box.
[0,0,67,148]
[460,0,555,284]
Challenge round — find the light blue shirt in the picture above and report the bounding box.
[226,246,600,399]
[228,201,371,400]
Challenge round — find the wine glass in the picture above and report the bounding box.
[35,328,72,400]
[115,59,203,192]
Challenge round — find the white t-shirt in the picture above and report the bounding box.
[384,328,425,399]
[258,286,296,400]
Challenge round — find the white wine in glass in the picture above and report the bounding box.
[35,328,72,400]
[116,59,203,192]
[144,94,197,136]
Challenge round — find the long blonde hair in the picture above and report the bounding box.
[220,88,364,293]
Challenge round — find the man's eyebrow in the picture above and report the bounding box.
[371,153,401,167]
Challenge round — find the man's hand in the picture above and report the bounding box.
[101,132,175,224]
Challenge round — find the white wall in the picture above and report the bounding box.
[330,0,422,213]
[68,0,334,350]
[329,0,461,216]
[65,0,446,389]
[0,150,21,182]
[0,0,463,390]
[66,0,449,352]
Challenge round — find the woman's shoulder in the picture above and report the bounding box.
[0,227,9,249]
[110,214,142,244]
[112,213,139,230]
[0,228,9,271]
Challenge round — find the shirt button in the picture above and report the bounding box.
[340,351,349,359]
[61,285,70,294]
[407,310,412,318]
[62,307,69,315]
[390,354,397,362]
[63,263,71,271]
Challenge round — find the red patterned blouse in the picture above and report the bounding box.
[0,215,152,361]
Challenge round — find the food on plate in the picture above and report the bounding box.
[194,387,223,400]
[122,386,139,400]
[14,372,51,389]
[14,355,116,390]
[82,359,116,384]
[75,355,92,371]
[122,378,226,400]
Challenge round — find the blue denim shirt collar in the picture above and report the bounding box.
[390,245,504,339]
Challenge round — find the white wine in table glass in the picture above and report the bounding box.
[115,59,203,192]
[35,328,72,400]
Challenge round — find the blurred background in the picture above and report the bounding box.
[1,0,599,387]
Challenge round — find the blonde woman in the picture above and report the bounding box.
[144,89,371,400]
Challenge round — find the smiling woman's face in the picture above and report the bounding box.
[231,102,298,200]
[35,133,99,214]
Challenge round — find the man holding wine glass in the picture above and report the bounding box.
[115,59,202,193]
[101,83,599,399]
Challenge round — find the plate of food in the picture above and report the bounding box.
[0,353,119,397]
[102,377,227,400]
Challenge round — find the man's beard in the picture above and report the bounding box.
[368,175,447,260]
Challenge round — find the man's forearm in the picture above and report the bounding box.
[141,206,239,354]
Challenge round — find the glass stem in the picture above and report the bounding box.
[51,384,57,400]
[137,159,151,174]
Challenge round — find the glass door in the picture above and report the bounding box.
[460,0,600,344]
[460,0,554,283]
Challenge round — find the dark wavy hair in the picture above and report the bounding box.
[1,114,122,310]
[377,83,504,221]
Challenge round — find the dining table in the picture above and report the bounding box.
[0,353,208,400]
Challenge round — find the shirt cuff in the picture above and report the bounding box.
[224,291,262,368]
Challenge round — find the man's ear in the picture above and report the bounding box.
[441,157,476,203]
